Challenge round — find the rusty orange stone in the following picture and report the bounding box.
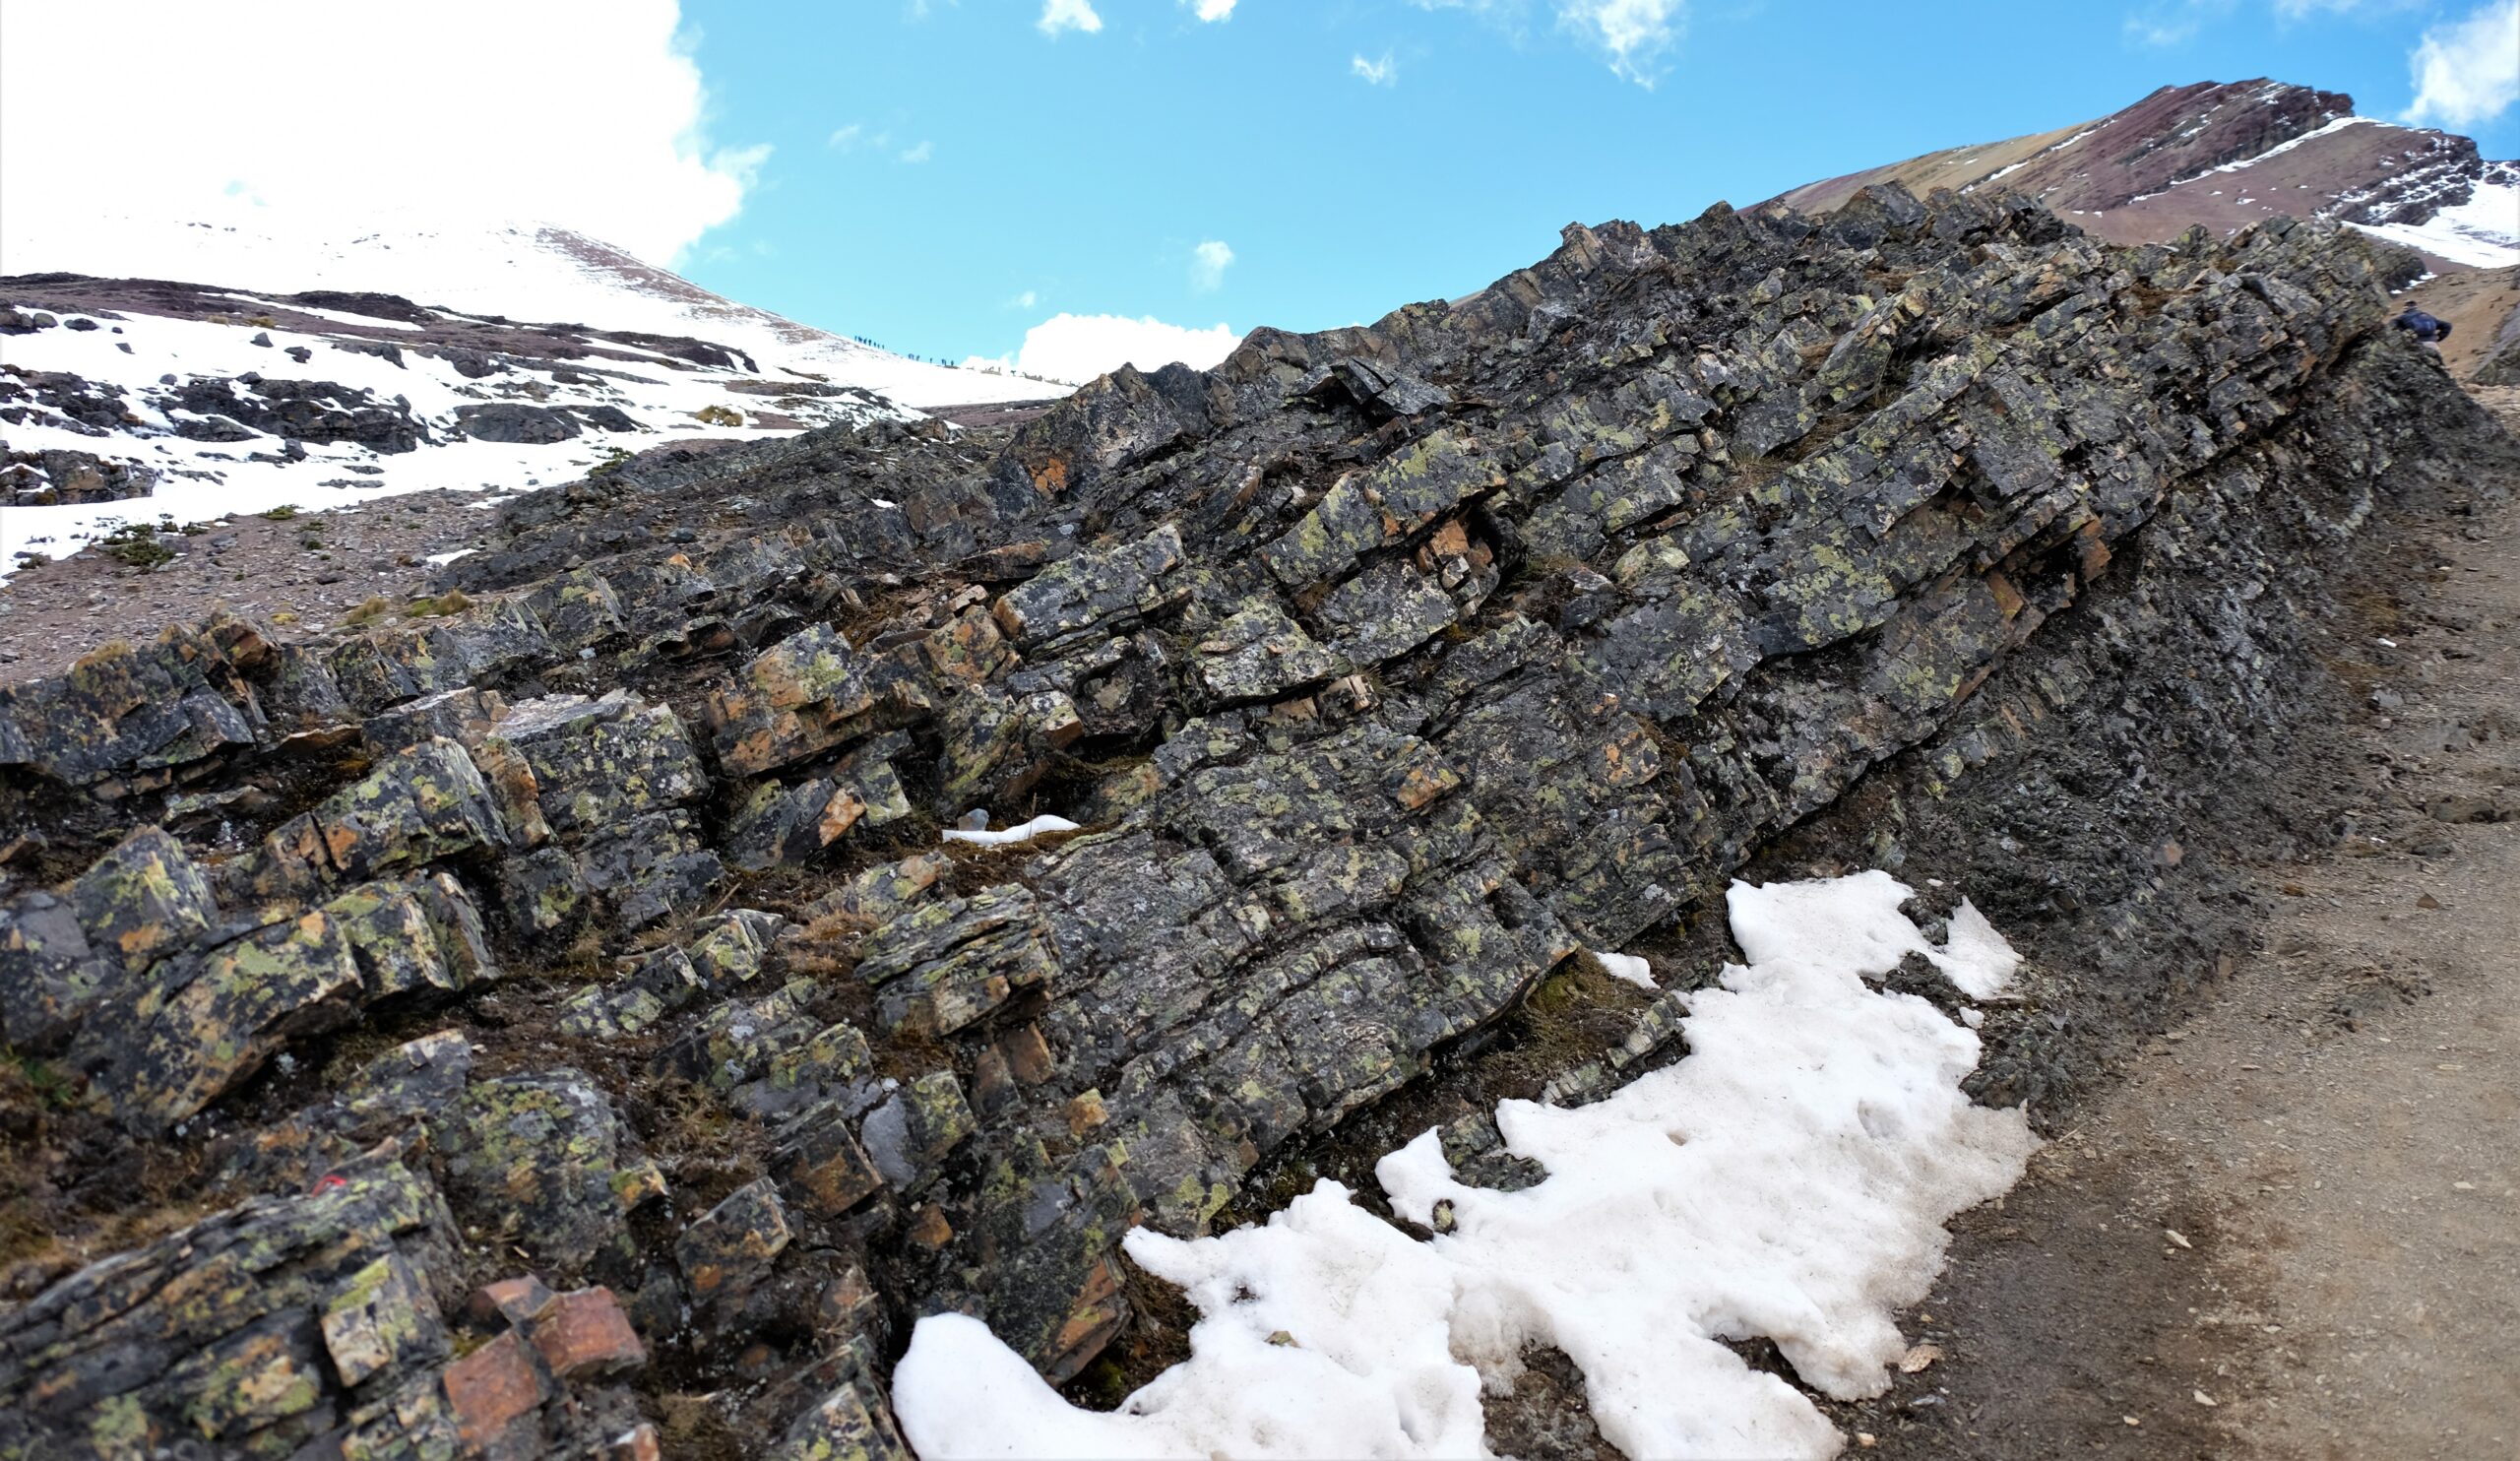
[907,1205,954,1249]
[1001,1025,1055,1085]
[1394,761,1460,810]
[441,1329,548,1452]
[528,1287,647,1380]
[465,1274,557,1328]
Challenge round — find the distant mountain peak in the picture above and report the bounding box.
[1764,78,2518,270]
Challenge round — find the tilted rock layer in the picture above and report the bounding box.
[3,185,2513,1457]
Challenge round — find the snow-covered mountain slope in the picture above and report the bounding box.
[4,214,1059,411]
[1,216,1066,570]
[1765,80,2519,270]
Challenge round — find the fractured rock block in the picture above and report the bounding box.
[0,891,103,1050]
[726,744,911,873]
[320,1251,450,1389]
[656,979,822,1091]
[361,685,506,755]
[858,1071,975,1194]
[855,887,1058,1039]
[1189,600,1344,704]
[441,1328,550,1455]
[554,945,704,1040]
[991,526,1184,654]
[1259,428,1502,588]
[675,1177,793,1320]
[0,824,212,1053]
[1311,559,1463,668]
[322,872,498,999]
[325,598,555,715]
[0,621,266,790]
[0,1155,460,1458]
[212,1030,475,1192]
[490,691,710,839]
[524,1287,647,1381]
[769,1367,914,1461]
[780,1107,887,1218]
[936,682,1082,809]
[705,624,879,776]
[499,810,724,938]
[434,1070,640,1272]
[801,854,950,926]
[523,567,628,653]
[685,907,788,987]
[70,908,366,1132]
[252,737,506,896]
[69,824,219,974]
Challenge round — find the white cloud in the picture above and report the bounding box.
[2122,10,2203,45]
[1411,0,1524,18]
[1417,0,1683,84]
[828,123,867,150]
[1557,0,1683,85]
[1353,51,1398,85]
[1191,239,1235,291]
[2274,0,2426,14]
[900,140,935,163]
[964,313,1241,384]
[1040,0,1103,34]
[1186,0,1237,19]
[2402,0,2520,127]
[0,0,765,269]
[1009,289,1040,309]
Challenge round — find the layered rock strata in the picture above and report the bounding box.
[3,186,2512,1456]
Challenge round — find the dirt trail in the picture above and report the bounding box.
[1836,386,2520,1460]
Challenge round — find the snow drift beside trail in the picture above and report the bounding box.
[891,870,2043,1460]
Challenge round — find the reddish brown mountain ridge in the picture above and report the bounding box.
[1765,79,2518,273]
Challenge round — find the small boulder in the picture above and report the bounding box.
[455,403,581,444]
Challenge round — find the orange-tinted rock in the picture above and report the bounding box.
[527,1287,647,1380]
[441,1329,548,1453]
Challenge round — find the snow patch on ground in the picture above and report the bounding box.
[891,870,2041,1460]
[1594,950,1656,989]
[940,814,1081,847]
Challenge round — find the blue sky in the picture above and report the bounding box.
[670,0,2520,374]
[2,1,2512,385]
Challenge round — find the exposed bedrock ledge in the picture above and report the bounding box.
[2,186,2515,1455]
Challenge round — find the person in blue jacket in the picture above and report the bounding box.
[2392,305,2454,347]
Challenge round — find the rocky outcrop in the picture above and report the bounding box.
[0,1145,664,1460]
[162,375,426,453]
[3,187,2514,1455]
[454,402,580,444]
[0,448,158,507]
